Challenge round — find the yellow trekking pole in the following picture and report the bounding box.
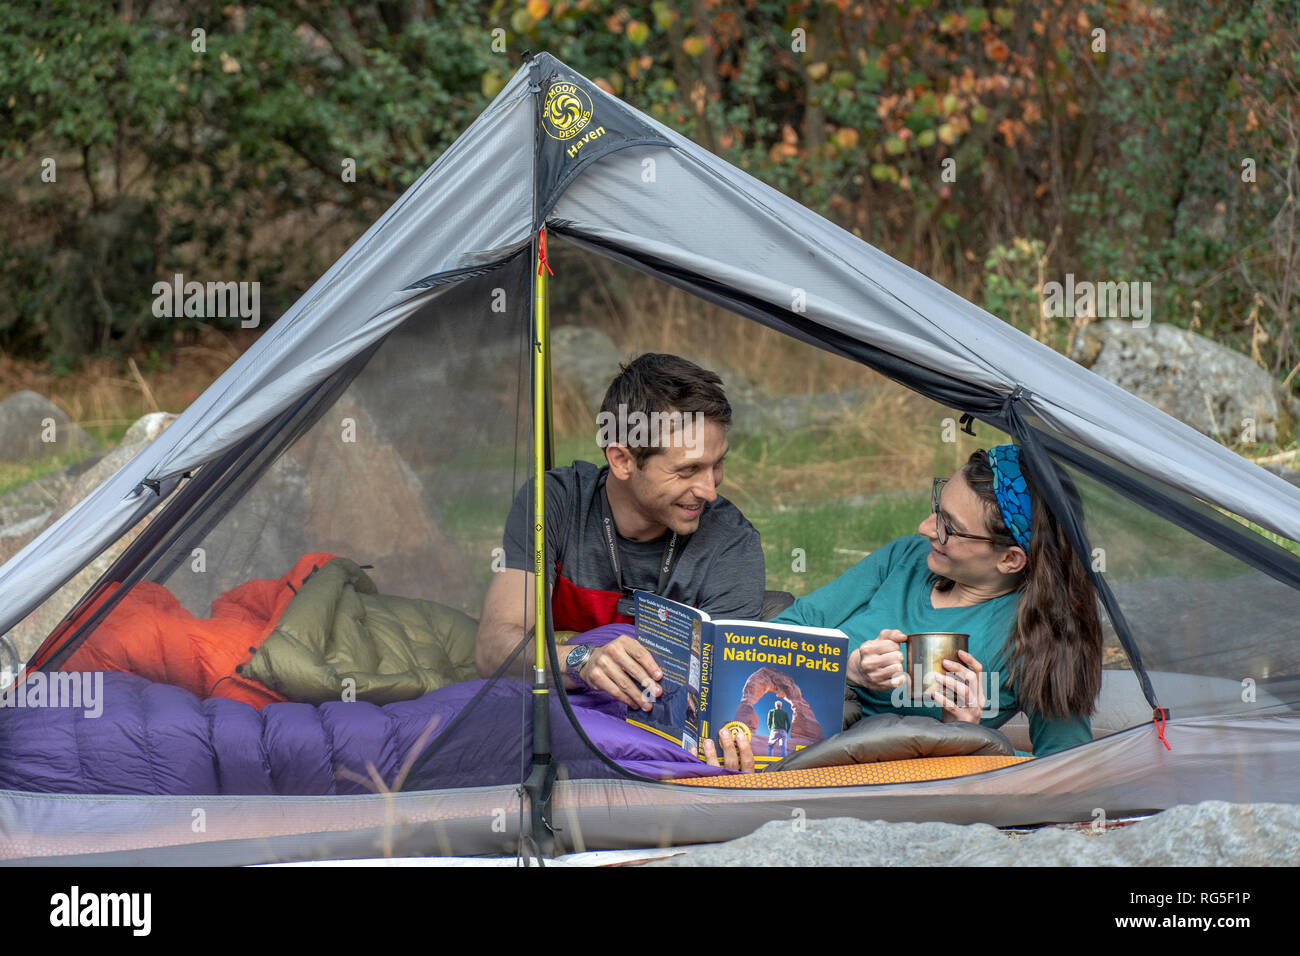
[522,223,557,860]
[533,226,553,691]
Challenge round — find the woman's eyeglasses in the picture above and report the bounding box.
[931,477,1004,546]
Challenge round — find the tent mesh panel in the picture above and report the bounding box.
[2,238,1296,810]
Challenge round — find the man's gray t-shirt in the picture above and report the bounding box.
[502,460,765,633]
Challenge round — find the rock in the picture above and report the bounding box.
[549,325,869,436]
[1103,572,1297,684]
[651,816,1010,867]
[0,391,97,464]
[294,396,479,607]
[649,801,1300,866]
[121,411,176,446]
[346,331,524,475]
[736,389,871,433]
[0,453,107,564]
[166,395,480,617]
[1261,464,1300,489]
[0,474,70,548]
[3,413,176,663]
[1071,321,1298,445]
[52,414,177,519]
[551,326,624,412]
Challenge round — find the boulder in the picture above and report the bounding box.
[650,801,1300,866]
[120,411,176,446]
[2,413,176,663]
[1071,321,1299,445]
[166,395,480,617]
[47,413,177,519]
[0,413,173,558]
[551,326,624,412]
[0,391,97,464]
[549,325,868,436]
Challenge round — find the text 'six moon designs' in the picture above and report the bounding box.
[543,81,594,141]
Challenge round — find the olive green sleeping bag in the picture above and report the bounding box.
[242,557,480,705]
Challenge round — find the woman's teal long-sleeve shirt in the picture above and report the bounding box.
[771,534,1090,757]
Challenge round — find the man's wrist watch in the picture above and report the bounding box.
[565,644,594,681]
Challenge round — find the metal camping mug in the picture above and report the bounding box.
[905,632,969,713]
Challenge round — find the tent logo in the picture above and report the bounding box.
[543,81,594,142]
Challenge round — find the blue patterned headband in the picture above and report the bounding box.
[987,444,1032,551]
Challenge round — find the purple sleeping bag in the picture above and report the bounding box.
[0,627,730,795]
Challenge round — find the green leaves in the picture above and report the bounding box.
[0,0,1293,395]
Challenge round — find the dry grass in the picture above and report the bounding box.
[0,325,257,444]
[550,245,1005,509]
[552,241,874,397]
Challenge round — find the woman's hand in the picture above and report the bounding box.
[932,649,986,723]
[847,629,910,692]
[702,727,756,773]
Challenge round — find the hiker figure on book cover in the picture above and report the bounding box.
[766,698,794,757]
[717,657,837,762]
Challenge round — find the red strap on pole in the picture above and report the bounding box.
[1153,708,1172,750]
[537,226,554,276]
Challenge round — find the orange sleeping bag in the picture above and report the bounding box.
[60,553,338,708]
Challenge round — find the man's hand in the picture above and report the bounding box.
[577,636,664,710]
[847,628,910,692]
[702,727,755,773]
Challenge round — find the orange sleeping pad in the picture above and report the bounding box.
[670,754,1031,788]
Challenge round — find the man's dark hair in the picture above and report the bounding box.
[598,353,731,466]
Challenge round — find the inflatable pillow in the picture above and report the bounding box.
[769,712,1015,771]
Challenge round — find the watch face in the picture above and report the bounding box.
[567,646,590,671]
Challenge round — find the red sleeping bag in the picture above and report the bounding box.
[58,553,338,709]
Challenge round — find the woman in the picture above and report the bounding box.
[704,444,1102,770]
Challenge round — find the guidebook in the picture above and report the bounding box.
[629,590,850,768]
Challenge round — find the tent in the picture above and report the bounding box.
[1,53,1297,865]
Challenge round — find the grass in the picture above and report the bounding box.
[744,494,931,596]
[1237,519,1300,558]
[0,325,255,447]
[0,448,103,496]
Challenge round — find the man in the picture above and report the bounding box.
[474,353,765,711]
[766,698,794,757]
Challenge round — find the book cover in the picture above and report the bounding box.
[630,590,849,767]
[627,590,706,755]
